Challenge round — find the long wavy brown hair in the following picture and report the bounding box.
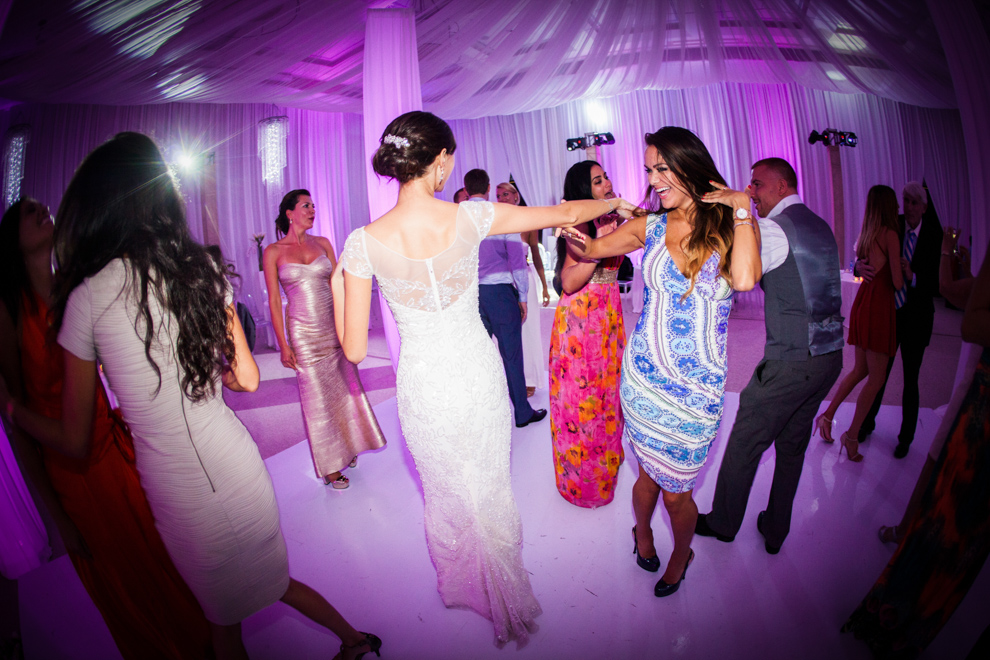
[51,132,236,402]
[644,127,734,297]
[855,185,899,260]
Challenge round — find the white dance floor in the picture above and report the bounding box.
[18,392,989,659]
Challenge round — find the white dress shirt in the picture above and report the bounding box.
[757,194,803,275]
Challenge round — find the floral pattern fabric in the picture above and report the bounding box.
[549,260,625,508]
[621,213,733,494]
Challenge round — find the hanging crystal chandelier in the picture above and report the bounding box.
[258,115,289,193]
[3,124,31,210]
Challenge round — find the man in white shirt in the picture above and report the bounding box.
[696,158,844,554]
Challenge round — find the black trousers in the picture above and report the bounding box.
[706,351,843,547]
[861,305,933,445]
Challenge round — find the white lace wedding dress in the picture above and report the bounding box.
[340,201,541,646]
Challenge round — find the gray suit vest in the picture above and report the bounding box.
[760,204,844,361]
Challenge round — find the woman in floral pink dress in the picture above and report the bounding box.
[548,161,625,507]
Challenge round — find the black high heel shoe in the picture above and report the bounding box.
[337,632,381,659]
[632,526,660,573]
[654,549,694,597]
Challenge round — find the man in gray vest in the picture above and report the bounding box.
[696,158,844,554]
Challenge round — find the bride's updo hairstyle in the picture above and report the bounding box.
[372,111,456,184]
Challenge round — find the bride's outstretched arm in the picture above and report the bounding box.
[332,260,373,364]
[489,197,644,236]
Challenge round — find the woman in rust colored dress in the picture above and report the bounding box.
[817,185,902,461]
[0,197,211,660]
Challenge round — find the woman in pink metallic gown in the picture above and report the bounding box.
[263,189,386,489]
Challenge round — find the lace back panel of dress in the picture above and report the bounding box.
[342,202,494,313]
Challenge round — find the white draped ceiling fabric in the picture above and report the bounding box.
[363,7,422,370]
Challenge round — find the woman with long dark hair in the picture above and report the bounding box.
[332,111,637,646]
[817,185,902,461]
[0,134,379,660]
[547,160,626,508]
[0,197,212,658]
[560,126,760,597]
[263,189,385,489]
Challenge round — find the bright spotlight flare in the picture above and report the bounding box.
[175,150,203,173]
[808,128,858,147]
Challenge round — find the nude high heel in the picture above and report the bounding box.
[814,414,834,443]
[840,432,864,463]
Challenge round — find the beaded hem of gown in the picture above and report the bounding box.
[340,201,541,646]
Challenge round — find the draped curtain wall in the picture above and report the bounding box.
[928,0,990,269]
[0,102,368,327]
[0,83,968,313]
[362,8,423,370]
[442,84,968,265]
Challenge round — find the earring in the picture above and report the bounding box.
[438,163,445,186]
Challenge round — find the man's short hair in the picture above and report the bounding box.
[464,169,490,196]
[752,157,798,191]
[903,181,926,205]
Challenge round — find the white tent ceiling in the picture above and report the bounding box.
[0,0,958,117]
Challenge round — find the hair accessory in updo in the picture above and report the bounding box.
[383,134,410,148]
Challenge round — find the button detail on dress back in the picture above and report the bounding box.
[425,258,443,310]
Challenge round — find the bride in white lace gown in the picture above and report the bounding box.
[332,111,635,646]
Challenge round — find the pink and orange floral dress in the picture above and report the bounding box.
[549,232,625,508]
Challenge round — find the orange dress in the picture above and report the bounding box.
[19,292,211,660]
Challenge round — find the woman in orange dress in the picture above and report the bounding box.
[548,161,626,508]
[0,197,212,659]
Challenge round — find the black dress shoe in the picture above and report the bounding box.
[632,526,660,573]
[516,409,547,428]
[857,424,873,443]
[695,514,735,542]
[757,511,781,555]
[654,549,694,597]
[893,443,910,459]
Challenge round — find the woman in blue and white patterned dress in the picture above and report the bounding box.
[560,127,761,597]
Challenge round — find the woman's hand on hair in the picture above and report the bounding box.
[701,182,750,210]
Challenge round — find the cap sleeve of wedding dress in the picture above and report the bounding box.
[340,229,374,279]
[458,199,495,241]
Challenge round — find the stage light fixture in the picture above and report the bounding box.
[566,132,615,151]
[808,129,831,146]
[808,128,857,148]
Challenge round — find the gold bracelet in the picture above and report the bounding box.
[733,221,754,230]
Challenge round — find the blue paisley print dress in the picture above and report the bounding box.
[621,213,733,493]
